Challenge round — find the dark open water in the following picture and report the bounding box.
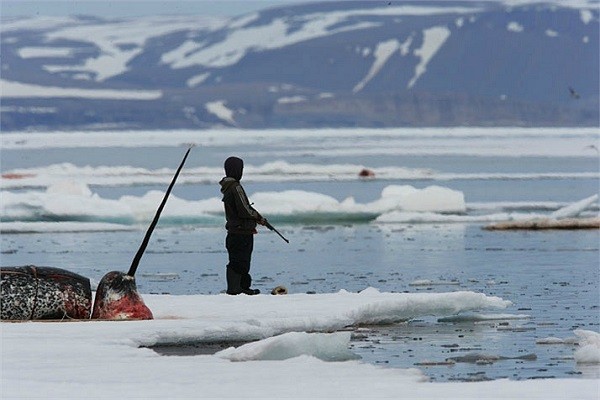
[2,222,598,382]
[1,128,598,381]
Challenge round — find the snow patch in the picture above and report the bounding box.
[0,79,162,100]
[0,16,80,32]
[399,36,413,56]
[161,40,205,67]
[277,96,307,104]
[353,39,401,93]
[580,9,594,24]
[507,21,524,32]
[228,12,259,30]
[163,5,479,69]
[39,16,222,81]
[318,92,334,99]
[205,100,236,126]
[187,72,210,88]
[408,26,450,89]
[1,106,57,114]
[18,47,72,58]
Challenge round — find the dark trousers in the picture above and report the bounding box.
[226,232,254,289]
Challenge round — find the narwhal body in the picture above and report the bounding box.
[0,147,190,321]
[0,266,152,320]
[1,266,92,320]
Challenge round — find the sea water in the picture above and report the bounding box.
[1,127,598,382]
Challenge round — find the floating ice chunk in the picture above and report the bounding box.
[438,313,530,323]
[377,211,501,224]
[409,279,460,287]
[216,331,358,362]
[41,181,132,218]
[415,359,455,366]
[536,333,584,346]
[550,194,598,219]
[375,185,466,213]
[485,217,600,230]
[0,221,133,233]
[483,194,600,230]
[536,337,567,345]
[447,352,536,363]
[46,180,92,196]
[346,291,511,325]
[574,329,600,364]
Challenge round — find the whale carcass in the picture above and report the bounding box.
[1,266,92,320]
[0,266,153,320]
[0,147,191,321]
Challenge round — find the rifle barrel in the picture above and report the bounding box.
[265,221,289,243]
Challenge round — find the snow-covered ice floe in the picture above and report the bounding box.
[483,195,599,230]
[7,179,596,233]
[535,330,600,364]
[2,288,598,399]
[1,182,467,231]
[437,313,531,323]
[484,217,600,230]
[216,331,360,362]
[574,329,600,364]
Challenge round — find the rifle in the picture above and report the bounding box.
[263,219,289,243]
[251,203,289,243]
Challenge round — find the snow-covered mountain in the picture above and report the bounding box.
[1,1,598,130]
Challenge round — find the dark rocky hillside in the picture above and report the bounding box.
[1,1,598,130]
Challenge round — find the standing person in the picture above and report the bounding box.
[219,156,266,295]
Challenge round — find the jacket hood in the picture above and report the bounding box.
[224,156,243,181]
[219,177,238,195]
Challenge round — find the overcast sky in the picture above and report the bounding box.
[1,0,305,18]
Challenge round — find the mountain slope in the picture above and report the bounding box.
[1,1,598,130]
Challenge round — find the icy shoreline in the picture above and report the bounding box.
[3,289,598,399]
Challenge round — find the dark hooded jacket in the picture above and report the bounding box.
[219,157,261,234]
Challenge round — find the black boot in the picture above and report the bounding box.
[241,273,260,295]
[226,268,242,295]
